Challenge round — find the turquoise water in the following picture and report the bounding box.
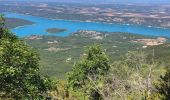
[5,13,170,37]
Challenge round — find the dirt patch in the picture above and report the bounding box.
[45,47,70,52]
[132,37,166,46]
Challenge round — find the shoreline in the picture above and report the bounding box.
[4,12,170,38]
[11,23,36,30]
[5,12,170,30]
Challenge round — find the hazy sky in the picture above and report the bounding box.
[9,0,170,4]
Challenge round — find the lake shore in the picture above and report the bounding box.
[5,13,170,38]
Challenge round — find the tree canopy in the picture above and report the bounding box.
[67,45,110,99]
[0,14,52,99]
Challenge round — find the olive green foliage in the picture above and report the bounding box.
[125,51,147,68]
[0,14,16,39]
[156,68,170,100]
[0,14,5,38]
[67,45,110,99]
[110,51,159,99]
[50,50,169,100]
[0,15,52,99]
[0,14,5,27]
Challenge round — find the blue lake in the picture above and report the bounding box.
[5,13,170,37]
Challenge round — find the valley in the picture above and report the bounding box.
[24,31,170,79]
[1,1,170,99]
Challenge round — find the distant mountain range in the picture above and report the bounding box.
[6,0,170,4]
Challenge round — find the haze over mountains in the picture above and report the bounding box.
[7,0,170,4]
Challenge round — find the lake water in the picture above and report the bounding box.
[5,13,170,37]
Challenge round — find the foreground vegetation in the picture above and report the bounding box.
[1,15,170,99]
[0,15,52,99]
[48,46,170,100]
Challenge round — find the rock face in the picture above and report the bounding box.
[132,37,167,46]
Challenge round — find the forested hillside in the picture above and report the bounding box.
[5,18,34,29]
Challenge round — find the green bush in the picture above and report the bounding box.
[0,14,52,99]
